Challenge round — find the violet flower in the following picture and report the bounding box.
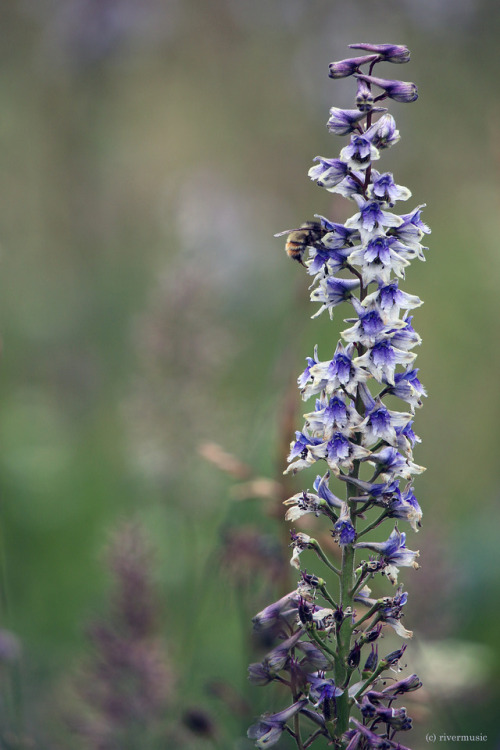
[249,44,427,750]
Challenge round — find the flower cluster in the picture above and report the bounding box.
[248,44,427,749]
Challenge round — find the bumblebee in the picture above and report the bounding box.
[275,221,326,266]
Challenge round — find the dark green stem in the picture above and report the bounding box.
[350,568,369,598]
[319,582,338,609]
[353,660,387,700]
[312,540,341,576]
[308,626,341,667]
[355,606,382,630]
[293,711,305,750]
[357,511,388,539]
[304,729,327,748]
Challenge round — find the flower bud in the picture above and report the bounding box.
[248,699,309,747]
[356,77,374,112]
[333,604,344,623]
[360,696,377,718]
[365,623,382,642]
[355,73,418,103]
[382,673,422,695]
[329,54,378,78]
[327,107,366,135]
[349,43,411,64]
[248,661,273,686]
[347,641,361,668]
[384,643,407,666]
[298,597,314,624]
[301,570,322,588]
[363,644,379,675]
[365,113,400,149]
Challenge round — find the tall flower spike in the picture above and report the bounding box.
[249,45,427,750]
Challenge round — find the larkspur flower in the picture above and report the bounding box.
[308,156,349,187]
[290,531,315,569]
[328,54,379,79]
[248,699,309,748]
[358,398,413,449]
[345,196,403,240]
[332,503,357,546]
[309,432,371,475]
[264,629,305,672]
[348,43,411,64]
[354,338,417,386]
[313,471,344,508]
[286,429,323,472]
[387,367,427,409]
[356,76,374,112]
[298,346,319,389]
[339,134,380,170]
[356,527,419,584]
[250,44,427,750]
[342,297,407,347]
[355,73,419,103]
[347,235,410,284]
[363,644,378,674]
[362,280,422,320]
[367,171,412,206]
[303,394,362,439]
[308,673,343,709]
[327,107,372,135]
[252,590,302,631]
[368,445,425,480]
[310,276,360,318]
[365,112,400,149]
[303,341,369,399]
[297,640,330,671]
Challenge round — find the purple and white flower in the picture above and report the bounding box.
[367,171,412,206]
[328,54,379,79]
[250,43,426,750]
[340,134,380,170]
[308,156,348,188]
[247,699,309,748]
[355,73,418,103]
[348,43,411,64]
[356,527,420,584]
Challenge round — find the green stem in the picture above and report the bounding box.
[312,540,341,576]
[308,626,341,667]
[354,604,381,630]
[353,500,372,516]
[293,711,305,750]
[304,728,326,748]
[333,342,369,743]
[353,661,387,700]
[349,568,368,598]
[319,583,338,609]
[357,511,388,539]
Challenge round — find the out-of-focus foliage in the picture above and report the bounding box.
[0,1,498,747]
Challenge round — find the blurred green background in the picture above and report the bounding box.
[0,0,499,747]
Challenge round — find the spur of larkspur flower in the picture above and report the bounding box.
[248,44,428,750]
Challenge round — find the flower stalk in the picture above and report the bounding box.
[248,43,428,750]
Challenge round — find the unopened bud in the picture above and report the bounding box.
[329,54,378,79]
[349,43,411,64]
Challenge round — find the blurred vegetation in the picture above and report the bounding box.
[0,0,498,747]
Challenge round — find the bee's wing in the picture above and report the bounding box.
[274,228,299,237]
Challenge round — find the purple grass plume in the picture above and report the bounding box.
[65,521,173,749]
[249,45,428,749]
